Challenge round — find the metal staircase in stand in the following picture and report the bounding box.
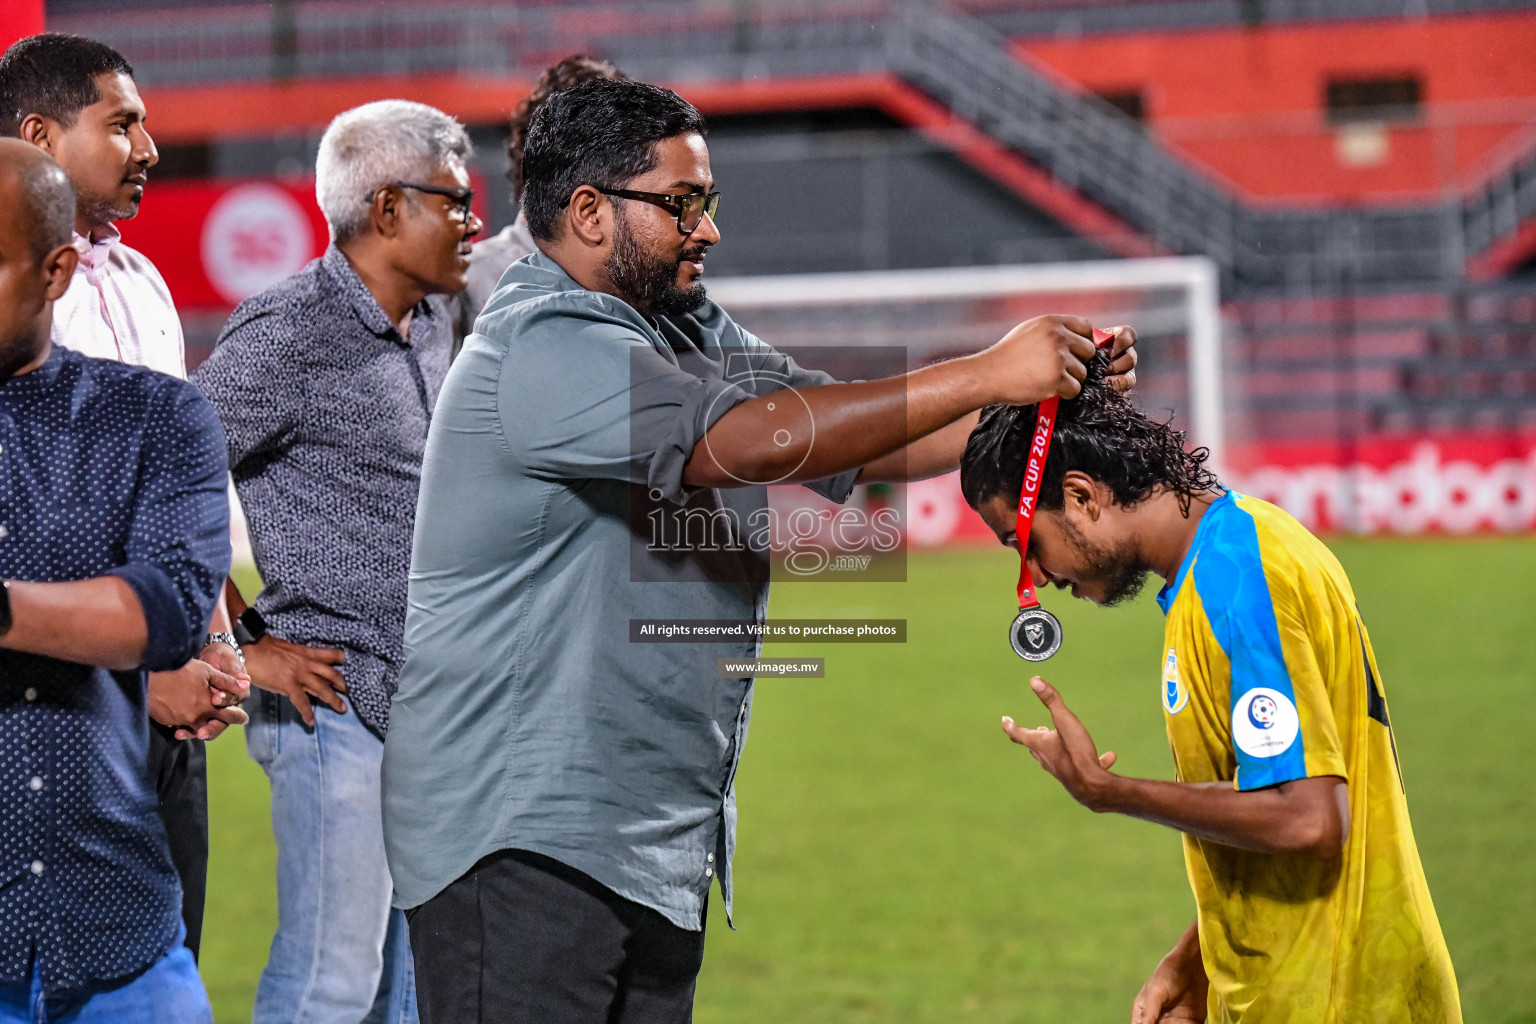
[882,2,1465,293]
[1464,139,1536,270]
[883,3,1243,271]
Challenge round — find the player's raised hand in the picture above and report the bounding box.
[1001,676,1120,810]
[1102,325,1138,393]
[982,314,1097,405]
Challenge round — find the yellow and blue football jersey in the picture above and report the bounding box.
[1156,491,1460,1023]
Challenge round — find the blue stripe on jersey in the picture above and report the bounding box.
[1190,495,1310,790]
[1155,490,1233,616]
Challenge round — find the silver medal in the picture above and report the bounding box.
[1009,607,1063,662]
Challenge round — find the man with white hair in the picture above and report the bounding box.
[193,99,481,1024]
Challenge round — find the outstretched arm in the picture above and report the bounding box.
[856,409,983,485]
[683,314,1098,488]
[1002,676,1349,858]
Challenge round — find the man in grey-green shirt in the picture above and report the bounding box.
[382,78,1136,1024]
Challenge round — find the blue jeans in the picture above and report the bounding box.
[0,929,209,1024]
[246,691,418,1024]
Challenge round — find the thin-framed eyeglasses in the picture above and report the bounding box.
[595,187,720,234]
[365,182,475,225]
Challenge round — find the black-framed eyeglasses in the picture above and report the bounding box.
[366,181,475,225]
[596,187,720,234]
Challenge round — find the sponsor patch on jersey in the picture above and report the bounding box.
[1231,687,1300,759]
[1161,648,1188,714]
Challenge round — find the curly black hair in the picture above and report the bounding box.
[959,351,1220,516]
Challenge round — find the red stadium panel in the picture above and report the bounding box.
[136,74,1160,260]
[899,436,1536,547]
[116,174,488,310]
[117,180,330,309]
[1,0,43,51]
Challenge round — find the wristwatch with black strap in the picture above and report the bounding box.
[232,606,267,647]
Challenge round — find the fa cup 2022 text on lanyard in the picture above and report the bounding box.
[1007,328,1114,663]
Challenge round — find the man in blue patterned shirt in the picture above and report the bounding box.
[193,100,481,1024]
[0,141,227,1021]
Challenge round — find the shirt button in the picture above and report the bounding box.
[0,525,9,539]
[705,867,713,878]
[28,777,42,792]
[29,861,43,876]
[707,852,715,862]
[23,688,37,702]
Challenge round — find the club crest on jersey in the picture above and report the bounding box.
[1231,688,1300,759]
[1161,649,1188,714]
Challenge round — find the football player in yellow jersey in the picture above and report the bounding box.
[958,367,1461,1024]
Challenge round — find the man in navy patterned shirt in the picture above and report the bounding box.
[0,141,227,1020]
[194,100,481,1024]
[1,32,253,963]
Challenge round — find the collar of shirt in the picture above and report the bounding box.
[319,244,436,347]
[70,223,121,276]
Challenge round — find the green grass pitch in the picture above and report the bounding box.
[204,540,1536,1023]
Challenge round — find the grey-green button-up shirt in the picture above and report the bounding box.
[381,252,855,929]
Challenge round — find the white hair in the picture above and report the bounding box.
[315,99,472,242]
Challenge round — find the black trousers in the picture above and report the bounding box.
[407,849,707,1024]
[148,723,208,961]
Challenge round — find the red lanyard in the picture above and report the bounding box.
[1015,329,1114,610]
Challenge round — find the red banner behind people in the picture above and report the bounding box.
[118,180,330,309]
[119,176,487,310]
[1,1,43,52]
[895,435,1536,545]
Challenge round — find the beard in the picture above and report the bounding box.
[605,208,708,318]
[80,188,140,230]
[1059,516,1150,608]
[0,330,46,380]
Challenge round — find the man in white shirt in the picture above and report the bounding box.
[53,216,185,377]
[1,32,251,961]
[7,36,184,378]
